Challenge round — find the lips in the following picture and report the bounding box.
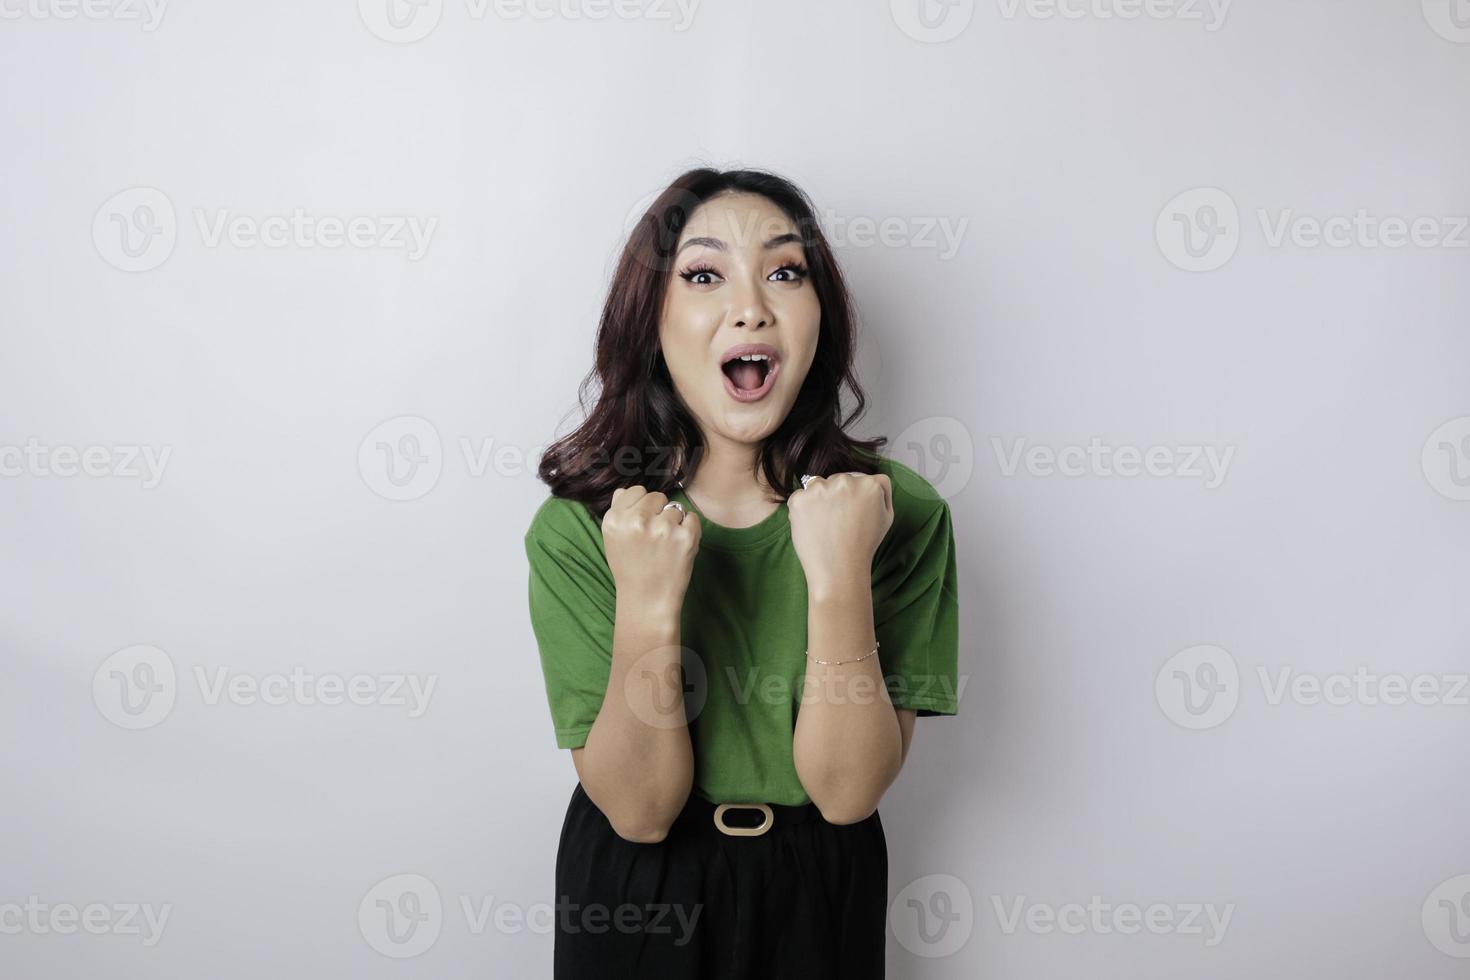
[719,343,781,403]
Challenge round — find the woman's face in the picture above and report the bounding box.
[658,191,821,453]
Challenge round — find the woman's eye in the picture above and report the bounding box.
[769,263,808,283]
[679,266,721,286]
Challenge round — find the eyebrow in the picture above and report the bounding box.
[676,232,804,255]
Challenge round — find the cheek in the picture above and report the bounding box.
[662,287,722,333]
[776,287,821,327]
[659,300,715,393]
[780,292,822,367]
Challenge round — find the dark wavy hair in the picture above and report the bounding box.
[536,166,887,518]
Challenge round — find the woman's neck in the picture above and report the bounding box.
[681,441,782,528]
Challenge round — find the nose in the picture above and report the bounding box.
[730,276,774,330]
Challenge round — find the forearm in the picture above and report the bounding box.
[580,591,695,841]
[791,576,903,824]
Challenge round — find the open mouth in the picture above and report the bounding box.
[719,345,781,402]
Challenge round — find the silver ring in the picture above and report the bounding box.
[799,474,815,490]
[662,501,685,514]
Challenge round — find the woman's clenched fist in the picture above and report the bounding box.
[601,486,702,611]
[788,472,893,598]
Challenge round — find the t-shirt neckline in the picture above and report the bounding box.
[670,486,790,551]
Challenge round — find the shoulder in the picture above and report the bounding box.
[864,451,949,521]
[862,451,953,562]
[524,494,606,558]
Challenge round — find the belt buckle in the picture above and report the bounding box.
[713,803,774,837]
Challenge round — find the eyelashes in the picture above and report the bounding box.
[678,261,809,285]
[677,262,721,285]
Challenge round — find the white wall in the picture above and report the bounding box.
[3,0,1469,976]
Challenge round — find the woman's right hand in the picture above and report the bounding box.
[601,485,701,611]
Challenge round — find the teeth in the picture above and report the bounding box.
[732,353,770,362]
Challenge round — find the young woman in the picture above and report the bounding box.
[525,167,960,978]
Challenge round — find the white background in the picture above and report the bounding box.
[2,0,1469,976]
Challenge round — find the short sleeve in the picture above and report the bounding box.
[525,502,617,749]
[872,496,960,717]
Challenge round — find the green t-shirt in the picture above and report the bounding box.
[523,453,960,806]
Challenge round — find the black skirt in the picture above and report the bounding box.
[554,781,888,979]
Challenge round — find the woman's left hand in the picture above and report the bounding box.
[788,472,894,598]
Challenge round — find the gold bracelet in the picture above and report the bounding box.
[806,641,879,666]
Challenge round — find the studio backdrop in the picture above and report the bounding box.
[2,0,1468,977]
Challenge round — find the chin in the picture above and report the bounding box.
[714,410,783,446]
